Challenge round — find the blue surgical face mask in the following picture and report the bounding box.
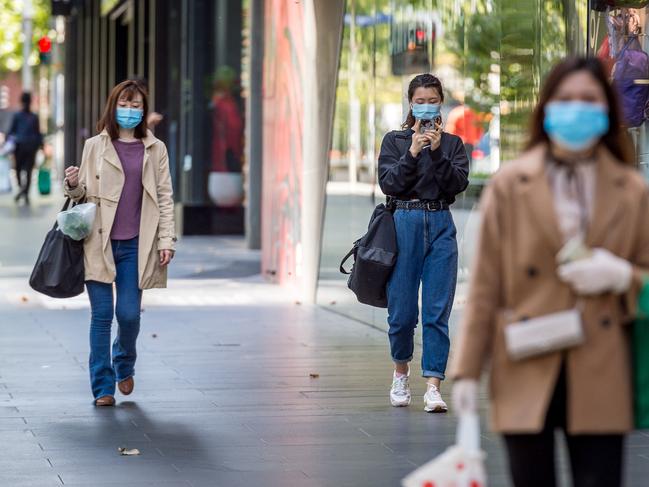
[411,103,441,121]
[116,107,144,130]
[543,101,609,152]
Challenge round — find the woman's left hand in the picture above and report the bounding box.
[159,249,175,266]
[428,122,442,151]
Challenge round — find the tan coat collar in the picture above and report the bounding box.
[514,143,630,252]
[99,129,158,148]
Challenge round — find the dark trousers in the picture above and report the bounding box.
[14,145,37,196]
[503,367,624,487]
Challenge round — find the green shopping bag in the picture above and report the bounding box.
[634,278,649,429]
[38,166,51,195]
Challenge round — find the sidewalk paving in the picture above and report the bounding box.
[1,190,649,486]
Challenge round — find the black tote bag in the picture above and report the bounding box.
[29,198,85,298]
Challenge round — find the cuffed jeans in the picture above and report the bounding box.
[86,237,142,399]
[386,209,458,379]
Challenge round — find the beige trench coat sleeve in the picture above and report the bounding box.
[156,146,176,251]
[624,186,649,318]
[451,181,504,380]
[63,142,90,201]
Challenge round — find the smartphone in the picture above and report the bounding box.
[421,116,442,134]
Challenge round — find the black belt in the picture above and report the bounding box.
[393,200,449,211]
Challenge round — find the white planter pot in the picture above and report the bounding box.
[207,171,244,207]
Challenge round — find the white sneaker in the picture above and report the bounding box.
[390,373,411,407]
[424,384,448,413]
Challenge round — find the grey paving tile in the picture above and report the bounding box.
[184,470,315,487]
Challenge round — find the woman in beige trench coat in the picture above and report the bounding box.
[450,58,649,487]
[64,80,176,406]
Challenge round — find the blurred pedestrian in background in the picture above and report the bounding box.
[64,80,176,407]
[8,92,43,205]
[378,74,469,412]
[451,57,649,487]
[445,104,484,163]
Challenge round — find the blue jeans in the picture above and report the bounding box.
[86,238,142,399]
[386,209,458,379]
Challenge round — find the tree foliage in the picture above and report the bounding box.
[0,0,51,74]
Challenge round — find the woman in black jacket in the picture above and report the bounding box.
[378,74,469,412]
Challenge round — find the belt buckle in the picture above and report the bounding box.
[426,201,437,211]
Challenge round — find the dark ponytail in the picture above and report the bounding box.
[402,74,444,129]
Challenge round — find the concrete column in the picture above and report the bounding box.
[300,0,345,303]
[245,0,264,250]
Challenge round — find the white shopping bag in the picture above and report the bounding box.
[0,156,11,194]
[402,413,487,487]
[0,138,15,157]
[57,202,97,240]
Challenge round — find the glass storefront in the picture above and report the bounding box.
[317,0,587,331]
[64,0,248,236]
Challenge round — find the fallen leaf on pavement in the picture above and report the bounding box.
[309,373,320,379]
[118,447,141,456]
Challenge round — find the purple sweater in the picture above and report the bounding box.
[110,140,144,240]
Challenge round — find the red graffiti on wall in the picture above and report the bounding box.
[262,0,305,284]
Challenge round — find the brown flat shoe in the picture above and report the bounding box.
[95,395,115,407]
[118,377,134,396]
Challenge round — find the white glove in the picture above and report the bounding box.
[452,379,478,415]
[558,248,632,295]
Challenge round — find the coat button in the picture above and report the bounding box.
[96,175,100,179]
[519,175,529,183]
[601,317,611,328]
[98,228,103,234]
[97,201,101,207]
[527,267,538,278]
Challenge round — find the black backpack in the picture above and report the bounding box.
[339,202,398,308]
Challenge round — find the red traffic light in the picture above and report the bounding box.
[38,36,52,54]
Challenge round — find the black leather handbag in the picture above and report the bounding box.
[29,198,85,298]
[340,201,398,308]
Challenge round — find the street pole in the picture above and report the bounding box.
[22,0,34,91]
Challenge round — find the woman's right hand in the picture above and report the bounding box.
[64,166,79,188]
[409,119,434,158]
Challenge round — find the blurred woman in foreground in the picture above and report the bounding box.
[452,57,649,487]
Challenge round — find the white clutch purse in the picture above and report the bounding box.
[504,308,584,361]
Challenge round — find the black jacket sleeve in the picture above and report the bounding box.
[33,114,43,148]
[378,132,420,196]
[429,136,470,196]
[7,113,17,138]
